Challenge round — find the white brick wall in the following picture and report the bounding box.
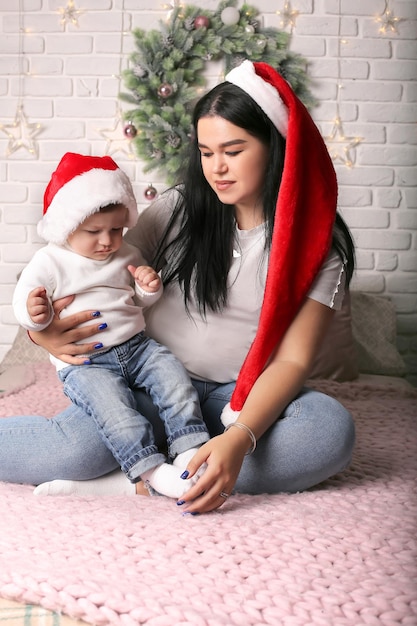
[1,0,416,383]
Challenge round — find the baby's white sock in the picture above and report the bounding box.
[141,462,203,499]
[173,447,200,470]
[173,448,208,485]
[33,469,136,497]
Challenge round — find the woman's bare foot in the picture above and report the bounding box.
[136,481,151,496]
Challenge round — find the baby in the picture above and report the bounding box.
[13,152,209,498]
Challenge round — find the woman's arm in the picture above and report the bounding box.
[178,297,335,513]
[230,298,335,440]
[29,295,109,365]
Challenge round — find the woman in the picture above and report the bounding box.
[0,61,355,514]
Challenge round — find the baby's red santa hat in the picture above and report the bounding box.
[38,152,138,245]
[221,60,338,424]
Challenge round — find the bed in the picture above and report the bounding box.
[0,291,416,626]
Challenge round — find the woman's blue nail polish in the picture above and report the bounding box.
[94,343,103,350]
[98,323,107,330]
[177,500,185,506]
[84,359,91,364]
[91,311,101,318]
[180,470,189,479]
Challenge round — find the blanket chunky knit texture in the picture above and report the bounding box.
[0,362,416,626]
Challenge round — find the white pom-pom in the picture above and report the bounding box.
[220,7,240,26]
[220,402,241,427]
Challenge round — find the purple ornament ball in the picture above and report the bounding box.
[144,184,157,201]
[157,83,173,99]
[123,122,137,138]
[194,15,210,29]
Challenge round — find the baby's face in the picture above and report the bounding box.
[67,204,128,260]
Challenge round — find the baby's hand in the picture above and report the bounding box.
[128,265,161,293]
[27,286,51,325]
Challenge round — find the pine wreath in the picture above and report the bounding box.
[120,0,315,185]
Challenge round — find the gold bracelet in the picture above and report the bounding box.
[224,422,257,455]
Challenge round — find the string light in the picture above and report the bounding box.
[96,1,137,160]
[324,0,362,168]
[0,0,42,158]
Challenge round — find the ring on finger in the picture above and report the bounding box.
[219,491,230,499]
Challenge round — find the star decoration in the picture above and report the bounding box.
[276,1,299,31]
[97,107,136,160]
[58,0,82,28]
[376,5,401,34]
[0,105,42,158]
[324,116,363,168]
[163,0,182,21]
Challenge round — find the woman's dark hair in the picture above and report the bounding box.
[154,82,355,315]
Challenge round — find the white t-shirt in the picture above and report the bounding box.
[126,189,346,383]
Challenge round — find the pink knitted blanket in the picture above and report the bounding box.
[0,363,416,625]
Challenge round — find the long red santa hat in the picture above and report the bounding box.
[222,60,337,419]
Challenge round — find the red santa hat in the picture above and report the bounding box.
[222,60,338,421]
[38,152,138,244]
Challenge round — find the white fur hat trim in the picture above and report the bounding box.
[220,402,241,427]
[226,60,289,138]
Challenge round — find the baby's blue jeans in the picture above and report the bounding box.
[57,332,209,481]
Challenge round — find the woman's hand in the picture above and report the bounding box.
[28,295,108,365]
[176,426,251,514]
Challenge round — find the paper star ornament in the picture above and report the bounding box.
[58,0,82,28]
[324,116,363,168]
[376,6,401,34]
[276,1,299,31]
[0,105,42,158]
[97,107,136,160]
[163,1,182,21]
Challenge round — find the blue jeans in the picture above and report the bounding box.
[0,374,355,493]
[58,333,209,481]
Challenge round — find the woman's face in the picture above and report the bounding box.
[197,115,269,226]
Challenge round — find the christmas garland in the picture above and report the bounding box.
[120,0,315,185]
